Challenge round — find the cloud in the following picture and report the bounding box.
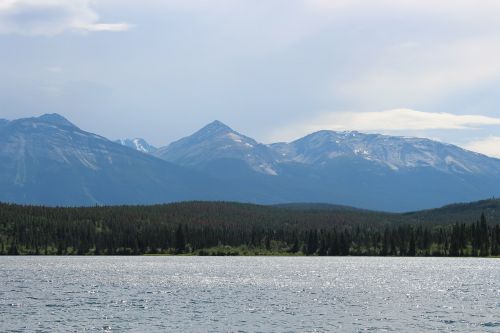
[0,0,130,35]
[336,38,500,109]
[463,136,500,158]
[46,66,63,73]
[296,1,500,110]
[268,109,500,142]
[306,0,500,18]
[75,22,130,32]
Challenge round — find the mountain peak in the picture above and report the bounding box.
[116,138,157,153]
[201,120,233,133]
[37,113,76,128]
[155,119,281,175]
[182,120,237,142]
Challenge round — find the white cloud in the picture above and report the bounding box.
[0,0,130,35]
[46,66,63,73]
[75,22,130,32]
[268,109,500,142]
[463,136,500,158]
[335,38,500,109]
[298,1,500,109]
[306,0,500,16]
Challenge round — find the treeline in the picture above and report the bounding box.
[0,202,499,256]
[301,215,499,256]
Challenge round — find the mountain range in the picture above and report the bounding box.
[0,114,242,206]
[1,113,500,211]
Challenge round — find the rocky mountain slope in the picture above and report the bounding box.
[0,114,235,206]
[152,121,500,211]
[4,114,500,210]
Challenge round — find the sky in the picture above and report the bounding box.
[1,0,500,157]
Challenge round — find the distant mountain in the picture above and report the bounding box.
[272,130,499,174]
[273,202,367,212]
[154,121,304,203]
[155,120,279,175]
[2,115,500,211]
[0,114,236,206]
[153,121,500,211]
[116,138,157,154]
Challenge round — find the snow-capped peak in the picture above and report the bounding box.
[154,120,280,176]
[275,130,497,174]
[116,138,157,154]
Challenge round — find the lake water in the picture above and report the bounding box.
[0,257,498,332]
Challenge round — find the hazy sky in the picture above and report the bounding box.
[1,0,500,157]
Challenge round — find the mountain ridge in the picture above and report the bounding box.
[154,120,280,176]
[149,119,500,211]
[0,114,242,206]
[4,114,500,211]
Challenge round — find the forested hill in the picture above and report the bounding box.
[403,198,500,225]
[0,200,499,256]
[276,199,500,225]
[0,201,396,229]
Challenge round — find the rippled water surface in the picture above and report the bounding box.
[1,257,499,332]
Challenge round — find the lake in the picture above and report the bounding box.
[1,257,498,332]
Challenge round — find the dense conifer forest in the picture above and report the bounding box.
[0,200,499,256]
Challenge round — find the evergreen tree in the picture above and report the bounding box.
[381,228,389,256]
[479,213,489,257]
[491,225,500,256]
[175,224,186,254]
[305,230,318,255]
[8,242,19,255]
[318,232,327,256]
[289,233,300,253]
[449,223,460,257]
[0,202,496,257]
[408,229,416,256]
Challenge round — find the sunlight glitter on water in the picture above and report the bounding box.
[0,257,499,332]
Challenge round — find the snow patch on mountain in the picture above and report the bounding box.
[274,130,499,175]
[116,138,157,154]
[155,120,280,176]
[227,132,243,143]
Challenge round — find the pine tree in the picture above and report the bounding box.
[8,242,19,255]
[340,231,350,256]
[305,230,318,255]
[328,230,339,256]
[289,233,299,253]
[318,232,327,256]
[381,228,389,256]
[408,229,416,256]
[449,223,460,257]
[175,224,186,254]
[479,213,489,257]
[491,225,500,256]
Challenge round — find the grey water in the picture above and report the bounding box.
[0,257,498,332]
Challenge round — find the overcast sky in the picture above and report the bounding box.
[1,0,500,157]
